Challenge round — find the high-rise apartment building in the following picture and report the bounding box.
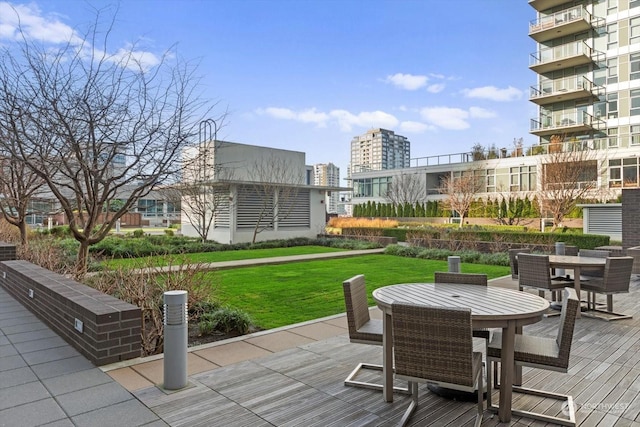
[349,128,410,175]
[313,163,340,213]
[529,0,639,154]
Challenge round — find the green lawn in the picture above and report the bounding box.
[103,245,347,268]
[209,254,510,329]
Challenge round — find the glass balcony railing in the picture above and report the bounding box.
[529,75,603,104]
[529,6,595,42]
[530,111,606,136]
[530,41,590,66]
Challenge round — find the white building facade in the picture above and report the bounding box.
[181,141,342,243]
[349,128,410,175]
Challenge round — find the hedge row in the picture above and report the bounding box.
[342,227,610,249]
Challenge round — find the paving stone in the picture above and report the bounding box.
[13,336,67,354]
[21,345,82,366]
[0,320,50,335]
[0,354,27,372]
[56,381,134,416]
[6,327,58,344]
[0,343,18,358]
[31,355,95,380]
[71,399,161,427]
[43,368,114,396]
[0,397,66,426]
[0,366,38,389]
[0,380,51,411]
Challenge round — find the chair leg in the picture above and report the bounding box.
[399,382,419,427]
[475,366,484,427]
[508,385,576,427]
[344,363,409,393]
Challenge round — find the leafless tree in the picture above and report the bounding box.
[0,142,45,244]
[0,8,212,276]
[385,172,426,206]
[538,135,603,231]
[245,155,304,244]
[438,168,484,228]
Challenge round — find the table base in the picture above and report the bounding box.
[427,384,486,402]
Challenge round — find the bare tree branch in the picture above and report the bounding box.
[438,167,484,228]
[385,172,426,206]
[0,7,215,276]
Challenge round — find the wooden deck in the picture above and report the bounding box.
[133,276,640,426]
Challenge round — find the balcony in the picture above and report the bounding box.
[530,111,606,137]
[529,6,603,43]
[529,0,572,12]
[530,41,601,74]
[530,75,604,105]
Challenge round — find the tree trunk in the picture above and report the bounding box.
[75,240,90,279]
[18,220,27,245]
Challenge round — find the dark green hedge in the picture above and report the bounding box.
[342,227,609,249]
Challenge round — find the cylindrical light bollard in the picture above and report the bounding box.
[448,256,461,273]
[163,290,188,390]
[555,242,565,277]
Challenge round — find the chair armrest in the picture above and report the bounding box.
[626,246,640,274]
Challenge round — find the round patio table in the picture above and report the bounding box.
[373,282,550,423]
[548,255,606,318]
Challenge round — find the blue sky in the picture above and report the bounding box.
[0,0,537,180]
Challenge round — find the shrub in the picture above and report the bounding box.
[164,229,174,237]
[198,307,252,335]
[132,229,145,238]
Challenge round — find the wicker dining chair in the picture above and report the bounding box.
[578,249,610,280]
[342,275,408,393]
[434,272,491,341]
[508,248,531,280]
[391,303,485,427]
[581,256,634,321]
[517,253,566,306]
[486,288,579,427]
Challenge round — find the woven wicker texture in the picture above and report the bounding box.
[509,248,531,279]
[434,272,487,287]
[518,253,566,292]
[581,256,634,294]
[434,272,489,340]
[564,246,579,256]
[579,249,611,278]
[487,288,579,370]
[391,303,480,387]
[343,275,383,343]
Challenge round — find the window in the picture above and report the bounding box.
[608,92,618,118]
[632,125,640,145]
[607,0,618,14]
[632,53,640,80]
[608,128,618,147]
[632,89,640,116]
[631,0,640,9]
[623,158,639,187]
[632,17,640,43]
[609,159,622,188]
[607,58,618,84]
[607,23,618,50]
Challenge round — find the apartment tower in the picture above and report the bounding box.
[529,0,640,175]
[349,128,410,176]
[313,163,340,213]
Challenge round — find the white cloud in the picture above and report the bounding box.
[257,107,398,132]
[469,106,497,118]
[426,83,445,94]
[0,2,81,44]
[0,2,161,71]
[420,107,471,130]
[384,73,428,91]
[258,107,329,126]
[329,109,398,132]
[463,85,523,102]
[399,121,434,133]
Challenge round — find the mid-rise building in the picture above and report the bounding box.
[313,163,340,213]
[349,128,410,176]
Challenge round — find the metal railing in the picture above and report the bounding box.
[529,5,590,34]
[530,41,594,67]
[530,75,603,99]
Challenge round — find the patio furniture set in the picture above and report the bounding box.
[341,248,635,426]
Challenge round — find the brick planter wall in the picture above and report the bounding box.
[0,242,16,261]
[0,260,141,366]
[623,189,640,249]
